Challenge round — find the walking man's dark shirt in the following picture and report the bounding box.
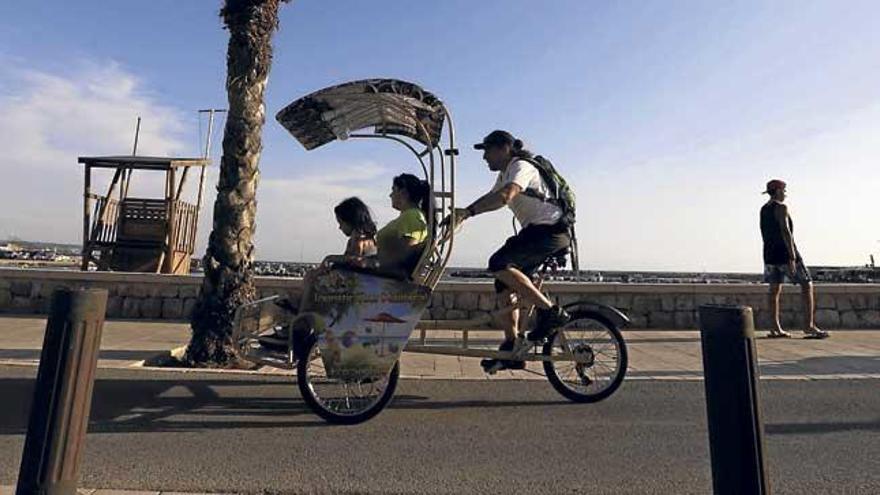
[760,201,796,265]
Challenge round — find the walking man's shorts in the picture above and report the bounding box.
[763,258,812,285]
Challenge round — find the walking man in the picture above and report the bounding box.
[451,130,573,371]
[760,179,829,339]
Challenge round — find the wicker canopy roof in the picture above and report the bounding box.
[275,79,447,150]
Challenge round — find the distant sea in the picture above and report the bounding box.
[2,239,875,284]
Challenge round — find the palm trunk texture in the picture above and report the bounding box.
[187,0,284,365]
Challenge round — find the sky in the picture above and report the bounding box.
[0,0,877,272]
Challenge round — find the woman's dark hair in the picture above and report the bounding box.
[334,197,377,236]
[393,173,433,228]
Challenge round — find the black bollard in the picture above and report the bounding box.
[17,288,108,495]
[698,304,770,495]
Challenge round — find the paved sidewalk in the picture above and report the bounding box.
[1,316,878,380]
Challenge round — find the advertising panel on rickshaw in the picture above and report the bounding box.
[301,269,430,380]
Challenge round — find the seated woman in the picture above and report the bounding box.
[321,197,378,266]
[259,176,431,352]
[259,197,377,350]
[374,173,431,279]
[312,175,430,277]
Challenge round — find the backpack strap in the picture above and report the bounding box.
[521,187,561,206]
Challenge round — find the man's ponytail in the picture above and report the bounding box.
[510,138,534,160]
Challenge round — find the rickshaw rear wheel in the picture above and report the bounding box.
[542,312,628,403]
[297,338,399,425]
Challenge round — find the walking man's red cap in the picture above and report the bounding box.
[764,179,786,194]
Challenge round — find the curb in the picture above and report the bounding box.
[1,487,235,495]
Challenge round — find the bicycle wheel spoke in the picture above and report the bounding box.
[302,344,394,417]
[544,315,627,400]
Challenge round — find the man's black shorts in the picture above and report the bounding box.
[488,222,571,293]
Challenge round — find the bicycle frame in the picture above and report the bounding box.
[407,259,561,358]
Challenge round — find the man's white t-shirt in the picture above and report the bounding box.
[493,158,562,228]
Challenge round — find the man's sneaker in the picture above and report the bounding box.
[527,305,571,343]
[803,327,830,339]
[481,340,525,373]
[509,336,531,360]
[480,359,504,374]
[480,340,513,372]
[504,337,529,370]
[480,359,526,373]
[258,333,289,352]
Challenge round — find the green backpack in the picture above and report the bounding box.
[521,155,577,227]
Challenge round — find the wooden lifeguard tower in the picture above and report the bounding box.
[78,155,210,274]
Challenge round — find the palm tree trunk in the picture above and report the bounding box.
[186,0,284,365]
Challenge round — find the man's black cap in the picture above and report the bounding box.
[473,130,516,150]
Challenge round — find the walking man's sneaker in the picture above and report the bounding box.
[803,327,830,339]
[527,305,571,343]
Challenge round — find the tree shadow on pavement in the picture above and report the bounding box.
[758,355,880,375]
[625,355,880,378]
[765,418,880,435]
[389,396,568,411]
[625,336,703,344]
[0,376,329,434]
[0,374,568,435]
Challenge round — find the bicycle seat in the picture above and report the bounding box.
[541,247,569,271]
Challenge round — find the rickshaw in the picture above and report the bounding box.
[232,79,628,424]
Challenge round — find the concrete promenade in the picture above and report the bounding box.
[1,316,878,380]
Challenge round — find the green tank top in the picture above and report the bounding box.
[376,208,428,252]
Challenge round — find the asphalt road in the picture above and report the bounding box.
[1,365,878,494]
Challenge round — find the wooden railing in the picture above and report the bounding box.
[88,197,197,254]
[169,200,199,253]
[119,198,168,220]
[89,196,120,245]
[115,198,168,245]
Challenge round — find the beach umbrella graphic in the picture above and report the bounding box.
[364,313,407,356]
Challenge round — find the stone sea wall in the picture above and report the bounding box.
[1,269,878,329]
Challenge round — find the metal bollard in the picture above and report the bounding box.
[698,304,770,495]
[17,288,108,495]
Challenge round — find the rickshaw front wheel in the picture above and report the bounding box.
[297,339,399,425]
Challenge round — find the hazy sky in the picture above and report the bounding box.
[0,1,877,271]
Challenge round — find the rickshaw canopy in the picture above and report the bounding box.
[276,78,447,150]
